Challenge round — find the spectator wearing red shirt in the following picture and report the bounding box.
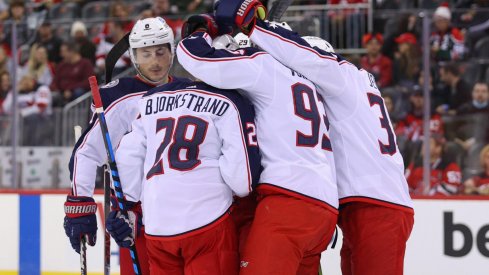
[430,3,465,62]
[406,135,462,196]
[393,32,420,87]
[50,41,94,105]
[465,144,489,195]
[360,33,393,88]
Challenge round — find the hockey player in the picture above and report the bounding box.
[177,15,338,275]
[109,79,261,274]
[214,2,414,274]
[63,17,188,275]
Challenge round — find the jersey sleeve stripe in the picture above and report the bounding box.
[254,24,337,61]
[179,41,267,63]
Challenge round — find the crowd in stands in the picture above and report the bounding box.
[0,0,488,195]
[360,1,489,196]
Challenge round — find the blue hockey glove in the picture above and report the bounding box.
[215,0,267,33]
[106,200,142,248]
[63,196,98,254]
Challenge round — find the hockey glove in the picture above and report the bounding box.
[215,0,267,34]
[64,196,98,254]
[182,14,220,39]
[106,201,142,248]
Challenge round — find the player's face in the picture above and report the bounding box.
[135,45,172,83]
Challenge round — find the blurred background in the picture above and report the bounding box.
[0,0,488,274]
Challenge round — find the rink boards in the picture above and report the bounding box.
[1,192,488,275]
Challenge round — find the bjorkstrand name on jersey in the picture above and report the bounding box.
[145,93,230,116]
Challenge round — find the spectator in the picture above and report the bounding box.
[176,0,207,13]
[50,41,94,105]
[430,3,465,62]
[435,63,472,115]
[2,74,52,145]
[149,0,184,37]
[34,22,63,64]
[19,44,54,87]
[457,82,489,115]
[360,33,393,88]
[452,82,489,154]
[0,71,10,114]
[392,32,420,88]
[464,144,489,195]
[382,13,419,59]
[0,0,8,21]
[71,21,96,65]
[0,46,12,73]
[406,134,462,195]
[3,0,29,47]
[99,1,134,37]
[396,85,444,142]
[95,20,130,77]
[152,0,178,16]
[3,74,51,117]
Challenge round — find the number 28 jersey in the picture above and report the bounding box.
[115,81,261,237]
[251,21,413,212]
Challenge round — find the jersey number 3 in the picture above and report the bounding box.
[292,83,332,151]
[147,116,208,179]
[367,93,397,155]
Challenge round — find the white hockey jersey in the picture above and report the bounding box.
[69,76,188,197]
[250,20,413,212]
[115,81,261,237]
[177,32,338,212]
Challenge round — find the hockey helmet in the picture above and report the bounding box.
[129,17,174,83]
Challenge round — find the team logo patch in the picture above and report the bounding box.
[101,79,119,89]
[240,261,249,268]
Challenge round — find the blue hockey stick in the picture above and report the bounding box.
[89,76,142,275]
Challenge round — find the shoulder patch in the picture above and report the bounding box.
[102,79,120,89]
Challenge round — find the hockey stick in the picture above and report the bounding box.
[74,126,87,275]
[105,32,130,83]
[103,31,130,274]
[103,163,110,275]
[89,76,142,275]
[267,0,294,21]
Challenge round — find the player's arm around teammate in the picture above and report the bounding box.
[213,2,415,274]
[177,15,339,275]
[64,17,187,275]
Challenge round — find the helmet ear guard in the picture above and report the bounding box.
[129,17,175,84]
